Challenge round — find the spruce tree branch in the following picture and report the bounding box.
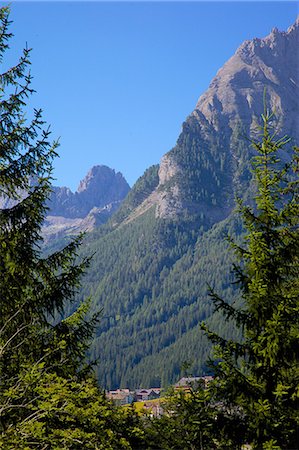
[208,285,250,327]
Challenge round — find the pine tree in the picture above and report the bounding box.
[0,0,94,410]
[0,8,147,448]
[202,108,299,449]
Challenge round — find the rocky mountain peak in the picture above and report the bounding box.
[123,18,299,225]
[48,165,130,220]
[193,18,299,139]
[77,165,128,195]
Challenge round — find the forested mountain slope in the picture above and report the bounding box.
[74,19,298,389]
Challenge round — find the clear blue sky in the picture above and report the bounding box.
[3,1,298,190]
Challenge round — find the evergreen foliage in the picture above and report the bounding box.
[0,8,145,447]
[112,164,159,224]
[172,117,232,211]
[202,109,299,449]
[69,102,252,390]
[144,385,246,450]
[142,110,298,450]
[76,210,241,389]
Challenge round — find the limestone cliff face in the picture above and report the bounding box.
[150,18,299,222]
[48,165,130,219]
[155,154,182,219]
[43,165,130,239]
[77,166,130,209]
[43,203,121,241]
[0,166,130,241]
[195,18,299,138]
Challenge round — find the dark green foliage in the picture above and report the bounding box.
[141,110,298,450]
[0,8,146,448]
[144,386,246,450]
[203,110,299,449]
[68,100,254,390]
[112,164,159,224]
[0,4,94,434]
[172,116,233,211]
[0,1,93,386]
[1,370,145,449]
[74,208,243,389]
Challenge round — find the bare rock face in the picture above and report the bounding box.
[155,154,182,218]
[42,165,130,239]
[77,165,129,201]
[158,154,180,185]
[0,178,36,209]
[48,165,130,219]
[195,19,299,139]
[0,166,130,241]
[149,18,299,223]
[43,201,122,241]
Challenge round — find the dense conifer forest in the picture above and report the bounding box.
[0,7,298,448]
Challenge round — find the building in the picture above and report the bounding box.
[106,388,134,405]
[135,388,161,402]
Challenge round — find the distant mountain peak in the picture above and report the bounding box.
[48,165,130,219]
[77,165,127,194]
[42,165,130,240]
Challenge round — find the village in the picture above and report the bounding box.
[106,376,214,417]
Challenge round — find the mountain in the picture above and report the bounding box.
[0,165,130,241]
[116,19,298,227]
[73,20,299,389]
[44,165,130,240]
[49,165,130,219]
